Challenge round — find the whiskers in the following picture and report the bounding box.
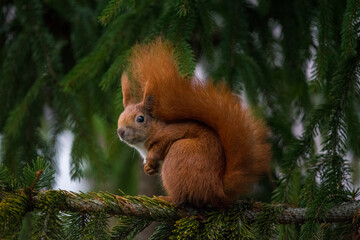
[106,131,121,151]
[130,147,137,161]
[107,131,140,161]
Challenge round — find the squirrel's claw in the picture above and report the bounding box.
[144,163,158,175]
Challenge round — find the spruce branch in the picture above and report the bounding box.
[2,188,360,238]
[98,0,133,26]
[30,169,44,191]
[33,28,59,82]
[21,190,360,224]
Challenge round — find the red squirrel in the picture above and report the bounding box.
[117,39,271,207]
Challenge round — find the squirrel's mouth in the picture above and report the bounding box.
[117,129,145,145]
[118,135,134,145]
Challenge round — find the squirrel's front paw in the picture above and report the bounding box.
[144,163,158,175]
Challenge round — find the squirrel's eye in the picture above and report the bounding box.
[136,115,145,123]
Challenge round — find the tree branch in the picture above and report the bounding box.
[31,190,360,224]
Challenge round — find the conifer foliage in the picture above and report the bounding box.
[1,0,360,239]
[1,159,359,239]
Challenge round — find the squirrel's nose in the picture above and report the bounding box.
[117,129,125,139]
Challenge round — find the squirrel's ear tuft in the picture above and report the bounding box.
[121,73,132,108]
[144,95,155,114]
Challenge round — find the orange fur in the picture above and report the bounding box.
[119,38,271,207]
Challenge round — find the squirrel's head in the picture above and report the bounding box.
[117,101,154,145]
[117,72,156,146]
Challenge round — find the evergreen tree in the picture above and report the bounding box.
[1,0,360,239]
[0,0,138,193]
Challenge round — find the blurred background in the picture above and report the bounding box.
[1,0,360,217]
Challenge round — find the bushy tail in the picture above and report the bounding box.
[128,39,271,198]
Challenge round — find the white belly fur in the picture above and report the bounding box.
[131,142,148,164]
